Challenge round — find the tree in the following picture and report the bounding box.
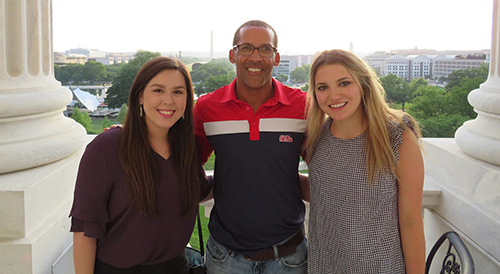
[203,74,233,94]
[55,63,84,85]
[301,83,309,92]
[132,50,163,65]
[445,63,488,92]
[275,74,288,83]
[191,58,236,96]
[105,63,125,82]
[409,77,428,97]
[406,65,487,137]
[191,59,235,83]
[54,64,61,82]
[444,77,482,118]
[102,116,111,129]
[290,66,308,83]
[408,82,478,137]
[105,50,161,108]
[380,74,411,111]
[415,114,471,137]
[302,64,311,77]
[70,107,92,133]
[194,83,206,98]
[408,86,447,120]
[82,61,107,84]
[116,103,128,124]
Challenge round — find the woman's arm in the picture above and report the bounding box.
[396,130,426,274]
[201,188,213,202]
[73,232,97,274]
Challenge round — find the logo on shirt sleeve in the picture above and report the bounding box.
[279,135,293,143]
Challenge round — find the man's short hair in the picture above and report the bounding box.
[232,20,278,48]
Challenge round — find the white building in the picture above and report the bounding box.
[89,54,131,66]
[383,55,410,79]
[408,55,432,79]
[274,54,315,77]
[363,52,395,75]
[433,55,488,78]
[90,56,114,65]
[53,52,87,66]
[372,51,489,80]
[67,48,105,58]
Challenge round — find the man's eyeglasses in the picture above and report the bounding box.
[233,44,277,57]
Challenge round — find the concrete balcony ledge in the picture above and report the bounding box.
[422,138,500,271]
[423,173,443,209]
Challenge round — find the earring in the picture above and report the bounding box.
[140,104,144,117]
[182,113,185,120]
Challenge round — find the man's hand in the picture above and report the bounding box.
[103,124,122,132]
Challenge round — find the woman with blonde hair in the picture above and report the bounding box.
[304,49,425,273]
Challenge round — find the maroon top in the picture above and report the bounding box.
[70,128,212,268]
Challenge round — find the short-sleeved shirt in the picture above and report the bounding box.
[193,78,307,256]
[307,117,416,273]
[70,128,212,268]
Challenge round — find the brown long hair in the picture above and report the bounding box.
[304,50,421,182]
[120,57,199,218]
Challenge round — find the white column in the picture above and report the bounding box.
[0,0,87,174]
[455,0,500,166]
[0,1,88,273]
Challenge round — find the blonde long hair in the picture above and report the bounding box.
[304,49,421,181]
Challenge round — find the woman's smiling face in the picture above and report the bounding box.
[140,69,187,136]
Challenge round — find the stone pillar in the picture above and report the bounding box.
[455,0,500,166]
[0,0,87,174]
[0,0,87,273]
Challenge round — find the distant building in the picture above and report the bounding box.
[365,49,490,80]
[389,48,438,56]
[53,52,87,66]
[408,55,432,79]
[383,55,410,80]
[54,52,67,66]
[364,52,395,75]
[274,58,291,76]
[89,57,113,65]
[274,54,315,77]
[433,54,488,78]
[67,48,105,58]
[89,54,131,65]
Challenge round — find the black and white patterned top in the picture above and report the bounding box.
[307,117,414,274]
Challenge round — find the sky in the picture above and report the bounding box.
[52,0,495,57]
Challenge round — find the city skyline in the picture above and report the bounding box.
[52,0,494,56]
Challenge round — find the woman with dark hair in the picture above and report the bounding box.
[70,57,212,274]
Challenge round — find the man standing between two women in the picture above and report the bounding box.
[194,20,309,274]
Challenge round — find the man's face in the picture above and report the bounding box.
[229,26,280,91]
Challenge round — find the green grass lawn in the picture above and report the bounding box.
[189,206,210,250]
[204,152,215,170]
[90,117,118,134]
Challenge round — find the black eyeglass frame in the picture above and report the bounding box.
[232,44,278,57]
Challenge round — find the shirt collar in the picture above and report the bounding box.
[220,78,291,106]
